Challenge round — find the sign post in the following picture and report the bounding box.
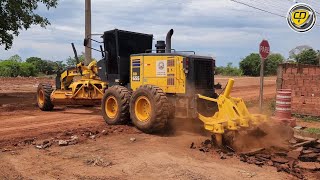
[259,40,270,113]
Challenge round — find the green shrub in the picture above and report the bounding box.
[294,49,319,65]
[26,57,55,75]
[239,53,285,76]
[19,62,37,77]
[0,60,21,77]
[215,63,243,76]
[1,55,67,77]
[0,60,37,77]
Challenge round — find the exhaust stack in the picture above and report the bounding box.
[165,29,174,53]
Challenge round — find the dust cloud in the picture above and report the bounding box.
[166,114,294,154]
[232,121,294,153]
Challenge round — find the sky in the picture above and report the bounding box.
[0,0,320,66]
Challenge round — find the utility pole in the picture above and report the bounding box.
[85,0,92,65]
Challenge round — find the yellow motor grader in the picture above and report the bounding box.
[37,43,107,111]
[37,29,274,145]
[100,29,269,145]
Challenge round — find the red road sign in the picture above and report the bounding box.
[259,40,270,60]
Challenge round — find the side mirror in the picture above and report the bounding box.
[83,38,88,47]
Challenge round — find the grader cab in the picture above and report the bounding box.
[37,29,270,146]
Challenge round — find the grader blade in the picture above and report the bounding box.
[197,78,268,147]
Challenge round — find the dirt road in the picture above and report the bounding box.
[0,76,277,144]
[215,76,277,101]
[1,76,308,179]
[0,132,292,180]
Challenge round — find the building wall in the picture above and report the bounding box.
[277,63,320,116]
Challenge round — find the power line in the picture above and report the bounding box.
[257,0,291,9]
[230,0,286,18]
[286,0,320,15]
[251,0,289,14]
[251,0,292,17]
[230,0,320,26]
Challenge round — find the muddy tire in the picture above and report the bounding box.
[130,85,169,133]
[102,85,131,125]
[37,83,54,111]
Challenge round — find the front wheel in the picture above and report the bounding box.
[37,83,54,111]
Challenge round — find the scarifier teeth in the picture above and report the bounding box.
[227,121,237,131]
[239,118,249,128]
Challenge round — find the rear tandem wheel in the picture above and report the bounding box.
[130,85,170,133]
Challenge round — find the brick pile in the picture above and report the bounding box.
[278,63,320,116]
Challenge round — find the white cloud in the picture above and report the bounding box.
[0,0,320,66]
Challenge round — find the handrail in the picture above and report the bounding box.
[145,49,195,55]
[145,49,176,53]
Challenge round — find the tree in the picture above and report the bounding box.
[66,54,85,66]
[26,57,56,75]
[239,53,284,76]
[19,62,37,76]
[0,59,37,77]
[289,45,312,59]
[215,63,243,76]
[265,54,285,75]
[0,60,21,77]
[8,54,22,62]
[294,49,319,65]
[0,0,58,50]
[239,53,261,76]
[26,57,48,74]
[317,50,320,65]
[26,57,42,64]
[53,61,66,73]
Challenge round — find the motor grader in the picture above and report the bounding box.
[37,43,107,111]
[37,29,270,145]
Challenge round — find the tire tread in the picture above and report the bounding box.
[130,85,169,133]
[102,85,131,125]
[37,83,54,111]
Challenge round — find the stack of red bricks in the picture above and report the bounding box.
[279,63,320,116]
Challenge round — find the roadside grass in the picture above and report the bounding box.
[303,128,320,135]
[293,114,320,122]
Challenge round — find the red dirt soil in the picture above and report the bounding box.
[215,76,277,101]
[1,76,315,179]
